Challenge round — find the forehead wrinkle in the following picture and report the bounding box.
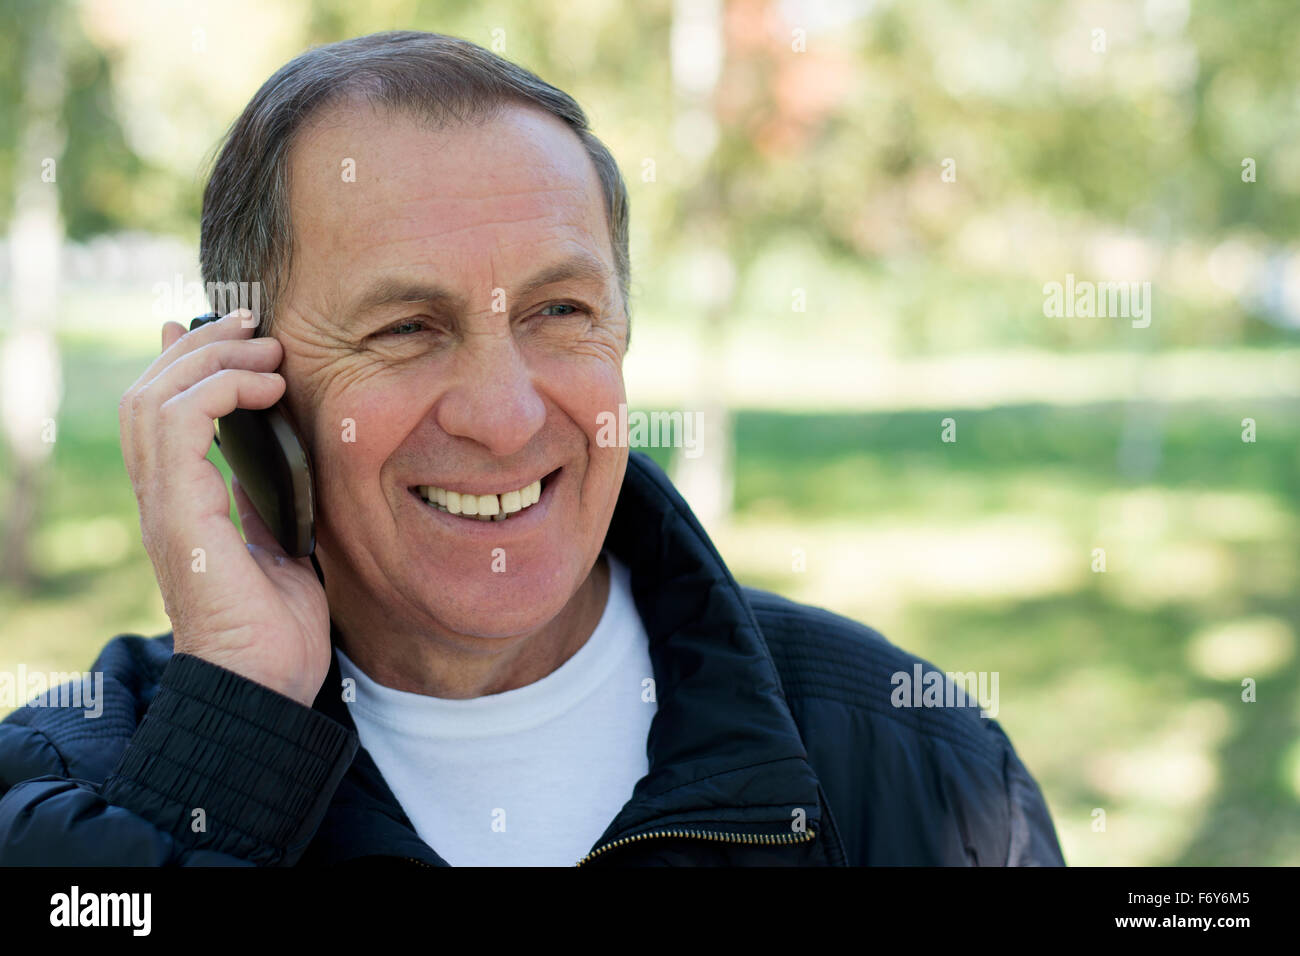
[373,195,593,241]
[288,112,614,327]
[333,190,596,266]
[342,247,614,323]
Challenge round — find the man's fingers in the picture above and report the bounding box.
[141,337,283,404]
[161,321,186,352]
[121,311,260,451]
[155,369,286,463]
[136,370,285,556]
[135,310,259,396]
[124,336,281,476]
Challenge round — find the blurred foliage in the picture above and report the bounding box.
[1,0,1297,346]
[0,0,156,235]
[1,0,1298,867]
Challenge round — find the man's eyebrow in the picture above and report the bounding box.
[514,252,613,300]
[345,253,614,319]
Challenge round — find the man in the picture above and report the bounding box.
[0,31,1064,866]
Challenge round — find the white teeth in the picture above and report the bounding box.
[419,475,548,520]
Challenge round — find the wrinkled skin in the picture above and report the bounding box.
[275,100,629,698]
[121,98,628,704]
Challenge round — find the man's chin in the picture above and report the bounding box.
[412,604,565,642]
[405,573,578,641]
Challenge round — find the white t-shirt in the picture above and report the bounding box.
[335,553,657,866]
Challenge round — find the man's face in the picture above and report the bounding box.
[274,100,629,641]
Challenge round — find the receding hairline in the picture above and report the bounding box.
[290,82,514,147]
[286,91,606,201]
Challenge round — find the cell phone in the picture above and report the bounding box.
[189,313,316,557]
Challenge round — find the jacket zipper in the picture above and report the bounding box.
[575,826,816,866]
[392,829,817,867]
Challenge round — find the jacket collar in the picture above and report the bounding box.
[306,452,835,865]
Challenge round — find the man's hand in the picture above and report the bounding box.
[118,310,330,707]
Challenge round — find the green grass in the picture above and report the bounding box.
[1,339,1297,866]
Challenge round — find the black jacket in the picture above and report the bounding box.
[0,453,1065,866]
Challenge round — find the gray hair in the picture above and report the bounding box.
[199,30,630,335]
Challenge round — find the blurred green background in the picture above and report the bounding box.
[1,0,1298,865]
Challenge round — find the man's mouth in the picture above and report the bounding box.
[411,468,559,522]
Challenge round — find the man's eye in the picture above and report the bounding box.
[538,303,580,317]
[385,320,425,335]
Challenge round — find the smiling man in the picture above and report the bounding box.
[0,31,1064,867]
[276,97,628,707]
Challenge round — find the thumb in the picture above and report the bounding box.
[231,475,286,555]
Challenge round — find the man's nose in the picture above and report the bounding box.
[434,333,546,457]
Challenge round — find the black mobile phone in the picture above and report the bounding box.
[189,313,316,557]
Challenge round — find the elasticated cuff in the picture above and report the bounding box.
[103,652,358,865]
